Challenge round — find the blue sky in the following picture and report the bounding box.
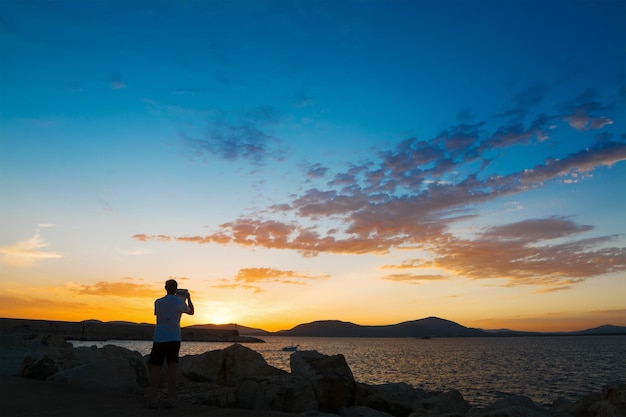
[1,0,625,331]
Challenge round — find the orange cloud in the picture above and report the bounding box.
[212,267,330,292]
[425,218,625,286]
[132,234,171,242]
[71,281,162,298]
[234,267,329,283]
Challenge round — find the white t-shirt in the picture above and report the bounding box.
[153,294,191,342]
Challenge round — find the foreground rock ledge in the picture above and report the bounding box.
[2,333,624,417]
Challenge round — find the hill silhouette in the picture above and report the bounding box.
[274,316,487,338]
[1,317,624,339]
[570,324,626,335]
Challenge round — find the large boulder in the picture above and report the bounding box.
[50,355,149,394]
[236,375,318,413]
[18,342,149,394]
[3,333,72,377]
[19,343,145,380]
[180,343,286,386]
[179,349,225,382]
[291,350,357,413]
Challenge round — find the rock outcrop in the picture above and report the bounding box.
[291,350,357,412]
[1,333,624,417]
[179,343,287,385]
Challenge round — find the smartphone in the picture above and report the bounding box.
[175,289,188,300]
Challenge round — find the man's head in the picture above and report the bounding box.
[165,279,178,295]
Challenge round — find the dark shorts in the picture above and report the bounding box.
[148,341,181,365]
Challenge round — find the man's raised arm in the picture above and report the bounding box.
[186,293,195,315]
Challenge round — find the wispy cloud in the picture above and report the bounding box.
[562,91,615,131]
[181,105,285,163]
[0,230,62,268]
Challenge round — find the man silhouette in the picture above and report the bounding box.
[146,279,194,408]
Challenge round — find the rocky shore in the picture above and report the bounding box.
[1,332,624,417]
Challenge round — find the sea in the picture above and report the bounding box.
[71,335,626,407]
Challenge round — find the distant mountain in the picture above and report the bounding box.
[274,317,487,338]
[570,324,626,335]
[483,324,626,337]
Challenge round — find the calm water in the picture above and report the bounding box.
[72,335,626,406]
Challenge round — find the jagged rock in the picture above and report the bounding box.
[356,382,429,416]
[411,389,471,416]
[291,350,357,413]
[468,394,551,417]
[180,343,286,386]
[50,355,149,394]
[236,374,318,413]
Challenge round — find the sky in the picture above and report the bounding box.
[1,0,625,333]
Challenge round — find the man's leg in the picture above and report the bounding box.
[146,363,162,407]
[167,362,178,394]
[146,342,165,408]
[164,341,181,408]
[165,361,178,407]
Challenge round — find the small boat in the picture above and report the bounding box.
[282,344,299,351]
